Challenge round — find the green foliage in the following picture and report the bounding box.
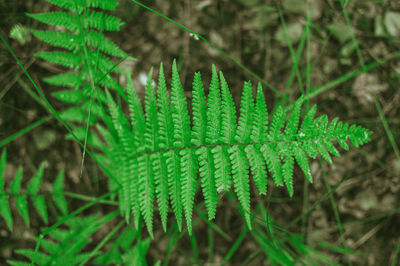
[100,62,372,236]
[0,149,67,231]
[8,213,117,266]
[27,0,128,133]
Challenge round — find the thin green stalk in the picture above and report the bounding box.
[0,115,53,148]
[222,227,248,265]
[189,232,200,265]
[34,191,118,256]
[64,191,118,205]
[16,77,48,109]
[392,240,400,266]
[277,5,304,95]
[78,220,125,266]
[374,95,400,160]
[208,226,214,263]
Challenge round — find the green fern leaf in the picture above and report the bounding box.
[268,105,287,141]
[247,83,268,195]
[82,62,374,234]
[171,60,191,148]
[235,81,254,143]
[229,145,252,229]
[197,146,218,220]
[219,71,236,144]
[0,149,13,231]
[15,249,51,265]
[127,75,145,144]
[138,154,154,238]
[284,96,304,139]
[84,11,124,31]
[44,73,81,87]
[292,143,313,183]
[261,143,283,186]
[35,51,81,69]
[52,170,68,215]
[27,162,48,223]
[206,65,221,145]
[26,12,77,31]
[30,30,78,51]
[245,144,267,195]
[156,64,183,230]
[10,167,30,226]
[180,148,198,234]
[52,90,84,104]
[85,30,127,58]
[86,0,120,10]
[280,144,295,197]
[251,83,268,143]
[191,72,207,146]
[165,150,183,231]
[213,71,235,192]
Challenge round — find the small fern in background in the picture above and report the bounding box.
[0,149,67,231]
[100,60,372,236]
[8,214,116,266]
[27,0,129,137]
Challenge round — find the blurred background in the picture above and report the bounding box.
[1,0,400,265]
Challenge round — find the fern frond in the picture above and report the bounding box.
[0,149,12,231]
[10,214,111,266]
[99,63,372,234]
[27,162,48,223]
[0,149,67,231]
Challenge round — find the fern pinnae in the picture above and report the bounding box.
[156,63,183,231]
[0,150,67,231]
[184,72,206,233]
[246,83,268,195]
[213,71,236,192]
[197,65,220,219]
[261,143,284,186]
[0,149,12,231]
[105,90,130,221]
[191,72,207,147]
[26,12,78,31]
[12,166,30,227]
[170,59,192,230]
[85,30,127,58]
[35,51,82,69]
[138,153,154,238]
[30,30,79,51]
[27,162,48,224]
[206,65,222,145]
[84,10,124,31]
[229,80,255,229]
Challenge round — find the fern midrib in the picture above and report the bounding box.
[127,134,346,160]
